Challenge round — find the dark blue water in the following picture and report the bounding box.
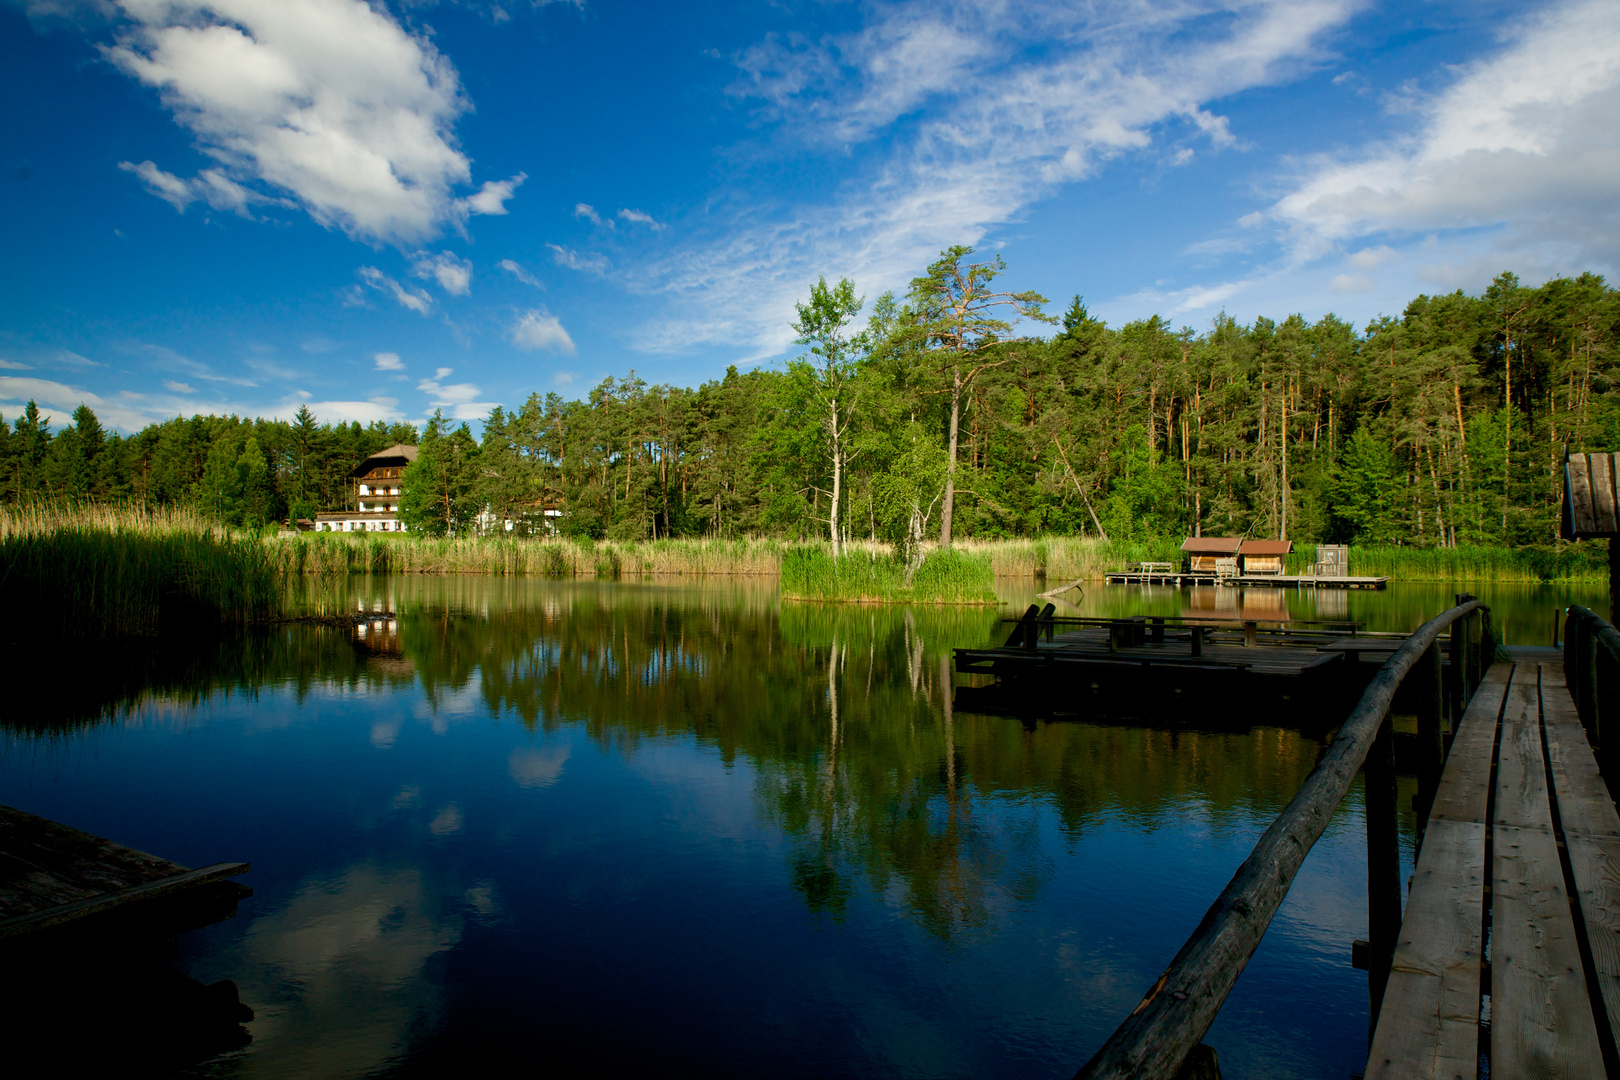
[5,577,1591,1078]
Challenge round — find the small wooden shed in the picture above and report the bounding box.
[1562,450,1620,614]
[1238,539,1293,575]
[1180,536,1243,574]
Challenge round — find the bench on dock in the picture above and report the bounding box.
[1367,655,1620,1078]
[0,805,250,947]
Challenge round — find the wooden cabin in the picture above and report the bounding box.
[1180,536,1243,574]
[1237,539,1293,575]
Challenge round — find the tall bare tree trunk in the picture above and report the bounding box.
[939,368,962,549]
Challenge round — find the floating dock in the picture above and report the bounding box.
[1104,570,1389,589]
[0,804,250,946]
[954,610,1405,719]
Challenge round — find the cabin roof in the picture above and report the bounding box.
[1180,536,1243,554]
[1239,539,1293,555]
[1563,451,1620,538]
[349,444,418,478]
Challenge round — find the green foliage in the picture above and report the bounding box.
[0,506,279,639]
[780,545,994,604]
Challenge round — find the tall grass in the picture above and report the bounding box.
[780,546,995,604]
[0,504,279,638]
[1284,541,1609,583]
[264,532,790,577]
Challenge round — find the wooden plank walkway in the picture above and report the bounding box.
[1102,571,1389,589]
[0,804,249,944]
[1366,655,1620,1078]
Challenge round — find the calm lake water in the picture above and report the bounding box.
[0,575,1603,1078]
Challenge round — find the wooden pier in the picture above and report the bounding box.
[1365,650,1620,1077]
[955,609,1403,717]
[1103,570,1389,589]
[1068,598,1620,1080]
[0,804,250,947]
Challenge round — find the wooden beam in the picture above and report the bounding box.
[0,862,251,941]
[1364,818,1485,1080]
[1492,824,1606,1078]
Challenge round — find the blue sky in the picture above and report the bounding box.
[3,0,1617,433]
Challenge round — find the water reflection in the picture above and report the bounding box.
[2,575,1604,1079]
[208,862,464,1080]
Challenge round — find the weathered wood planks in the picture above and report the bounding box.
[1369,657,1620,1079]
[1492,821,1606,1077]
[1364,818,1485,1080]
[0,804,249,944]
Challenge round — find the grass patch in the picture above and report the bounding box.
[0,504,279,639]
[780,546,995,604]
[1285,542,1609,583]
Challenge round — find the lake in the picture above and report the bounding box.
[0,575,1600,1078]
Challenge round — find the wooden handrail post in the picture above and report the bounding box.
[1414,644,1444,840]
[1448,616,1464,721]
[1481,607,1495,674]
[1006,604,1039,648]
[1040,602,1057,644]
[1365,712,1401,1036]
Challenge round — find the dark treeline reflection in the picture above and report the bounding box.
[12,579,1328,935]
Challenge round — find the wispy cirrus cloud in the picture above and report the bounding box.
[1266,0,1620,273]
[547,244,611,275]
[628,0,1360,355]
[359,266,433,313]
[498,259,543,287]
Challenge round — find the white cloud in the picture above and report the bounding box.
[618,208,665,231]
[629,0,1359,354]
[0,359,33,371]
[411,251,472,296]
[374,352,405,371]
[359,266,433,313]
[462,172,526,216]
[546,243,610,275]
[416,374,481,402]
[414,369,493,419]
[105,0,493,245]
[498,258,542,287]
[164,380,196,393]
[1268,0,1620,273]
[1329,273,1374,293]
[552,371,575,387]
[573,202,611,228]
[1348,245,1398,270]
[509,308,576,354]
[273,398,406,425]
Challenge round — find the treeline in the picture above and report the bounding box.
[5,250,1618,549]
[0,401,418,526]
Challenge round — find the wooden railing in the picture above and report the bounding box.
[1072,597,1492,1080]
[1563,605,1620,794]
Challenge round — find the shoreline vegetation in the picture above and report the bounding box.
[1,505,1611,638]
[780,546,997,605]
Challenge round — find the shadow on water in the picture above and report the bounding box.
[0,574,1602,1078]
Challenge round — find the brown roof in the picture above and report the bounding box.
[349,444,418,478]
[1180,536,1243,554]
[1239,539,1294,555]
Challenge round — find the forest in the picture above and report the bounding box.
[3,247,1616,556]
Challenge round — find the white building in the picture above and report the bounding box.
[314,444,416,533]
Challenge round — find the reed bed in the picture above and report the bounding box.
[0,504,279,638]
[780,546,996,604]
[264,533,791,577]
[1284,542,1609,583]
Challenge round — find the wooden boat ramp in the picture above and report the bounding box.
[1070,599,1620,1080]
[955,606,1404,718]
